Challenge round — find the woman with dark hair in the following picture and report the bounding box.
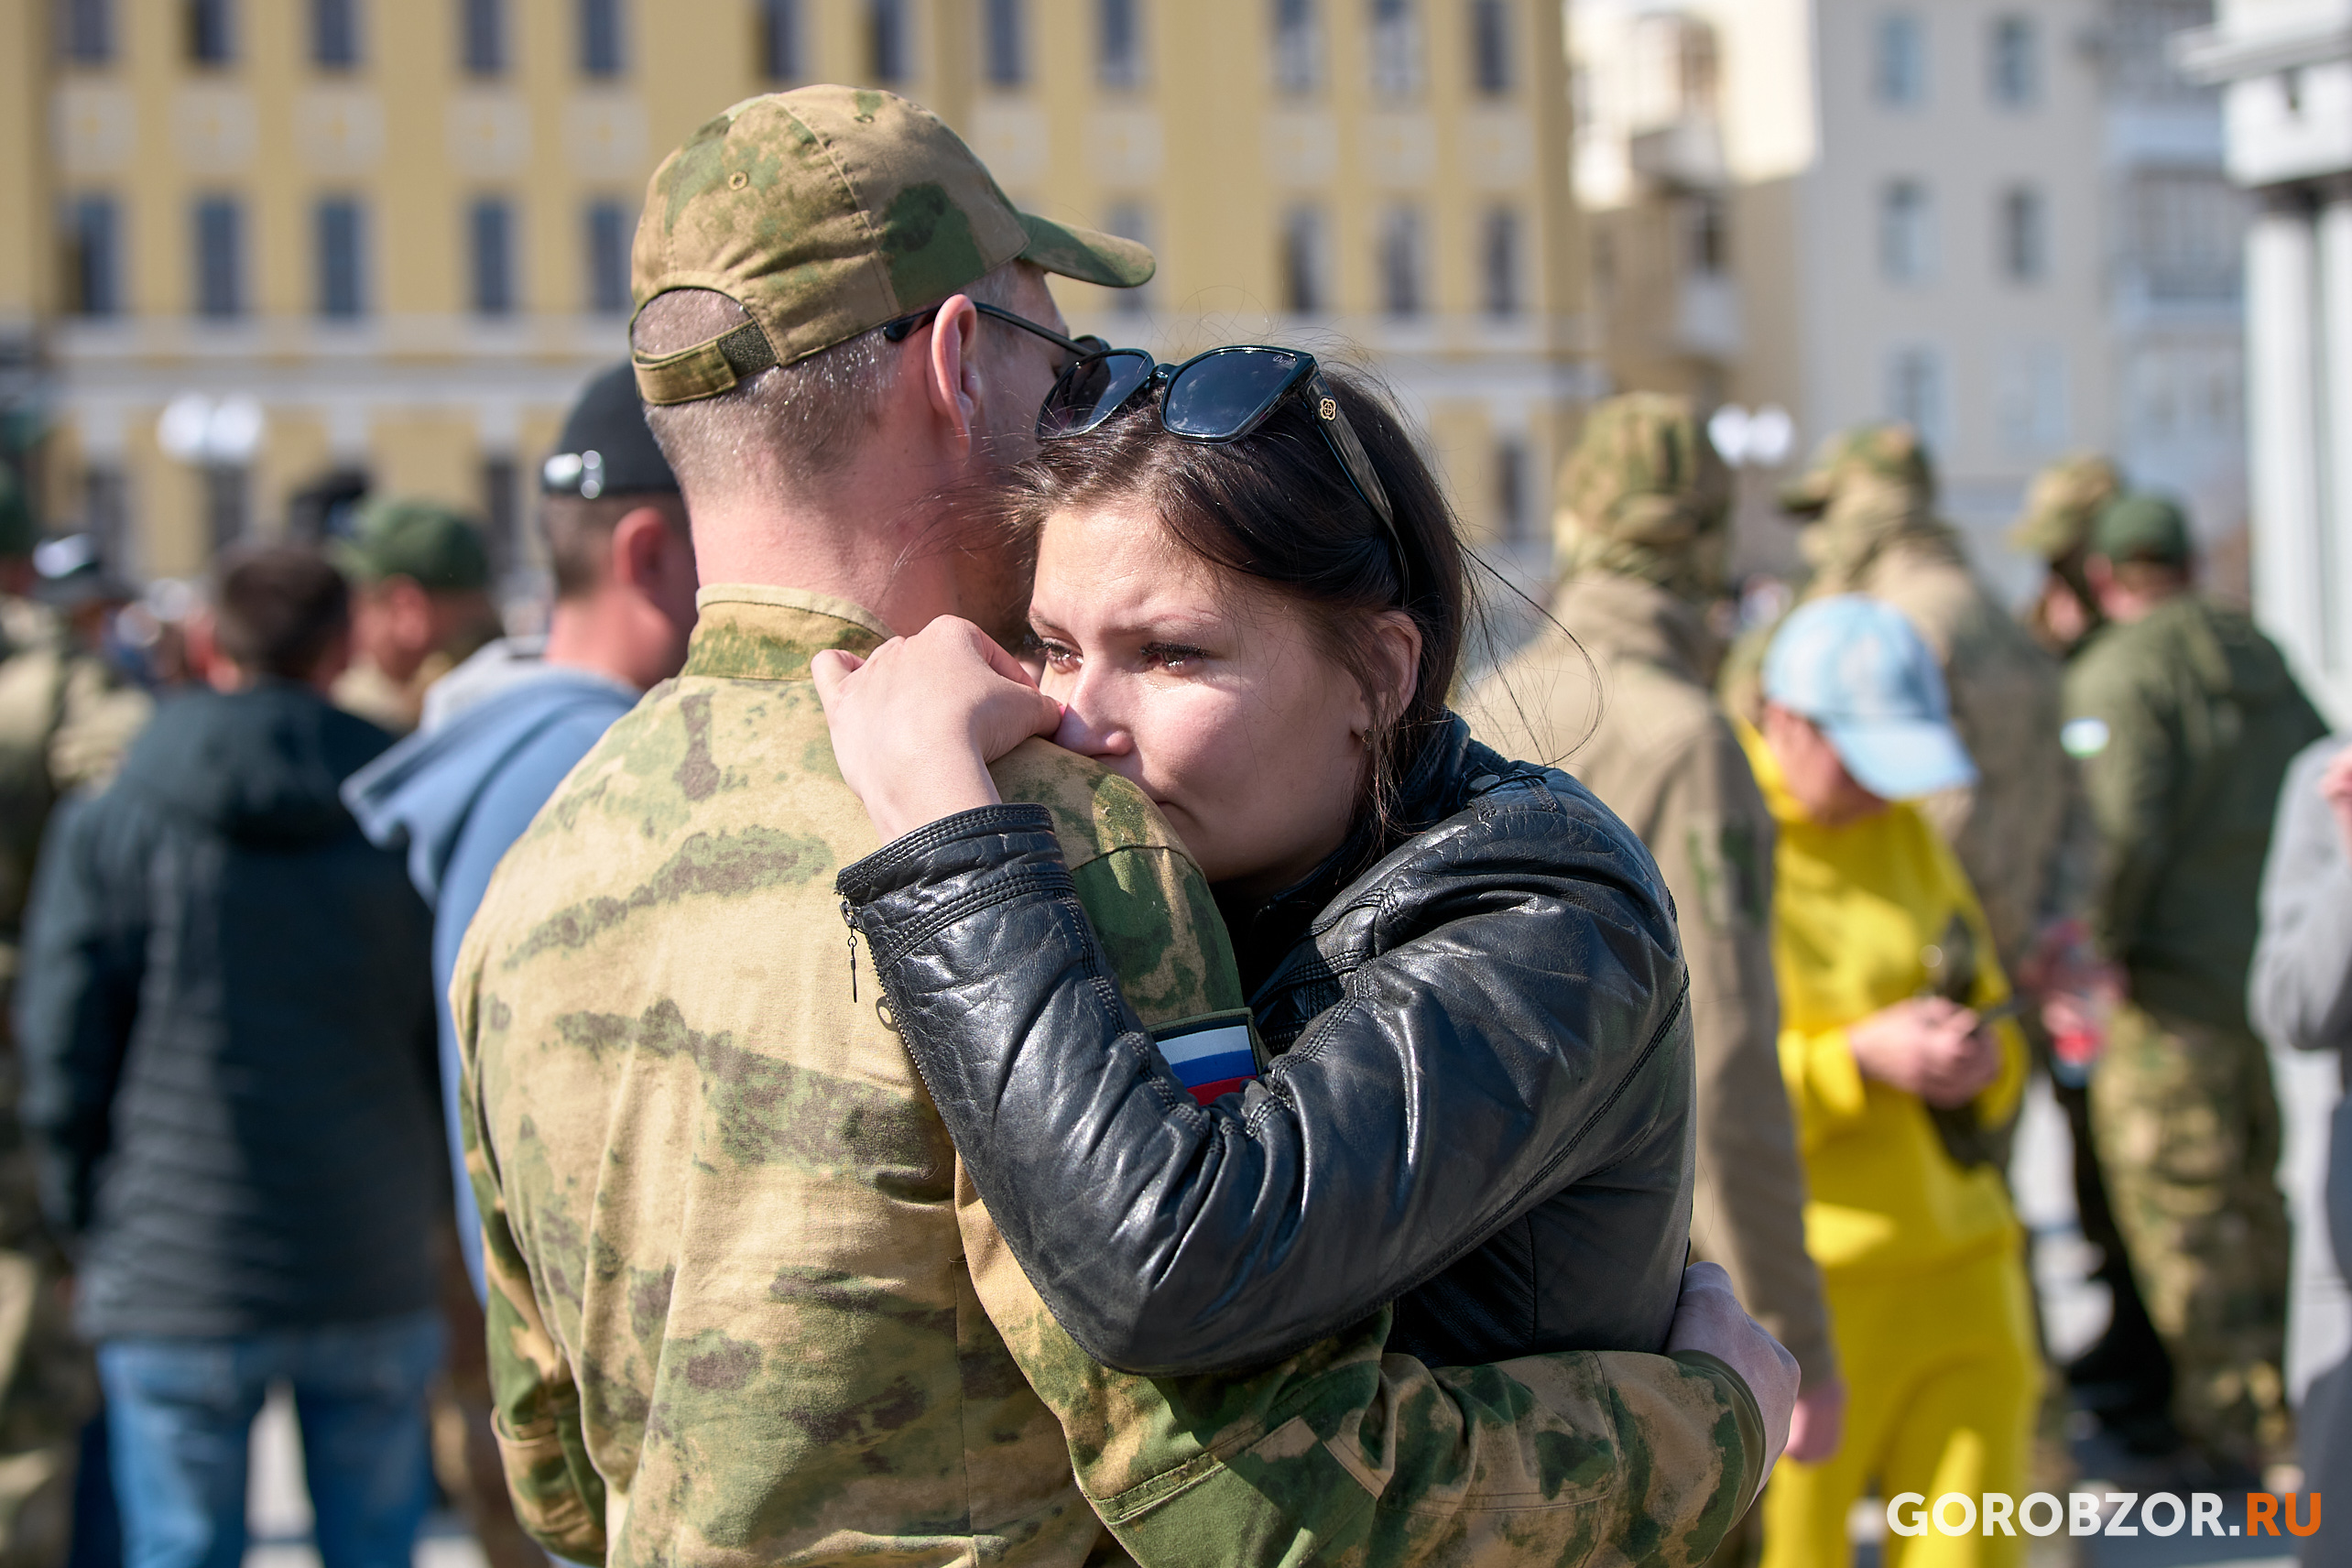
[813,350,1746,1380]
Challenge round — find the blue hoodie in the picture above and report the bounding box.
[343,638,637,1296]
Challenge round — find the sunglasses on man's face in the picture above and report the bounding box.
[1040,345,1399,543]
[881,300,1109,371]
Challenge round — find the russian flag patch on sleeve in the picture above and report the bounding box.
[1149,1010,1264,1106]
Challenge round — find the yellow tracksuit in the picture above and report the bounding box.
[1740,724,2042,1568]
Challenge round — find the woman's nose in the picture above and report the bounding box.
[1051,692,1133,758]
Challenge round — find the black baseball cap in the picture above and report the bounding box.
[543,362,680,500]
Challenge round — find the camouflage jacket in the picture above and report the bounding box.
[0,593,151,1000]
[452,586,1767,1568]
[2064,596,2327,1033]
[1469,572,1835,1392]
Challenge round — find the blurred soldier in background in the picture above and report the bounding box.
[2066,493,2327,1482]
[2009,453,2178,1451]
[1471,395,1839,1568]
[2012,455,2122,659]
[0,469,148,1567]
[331,498,501,735]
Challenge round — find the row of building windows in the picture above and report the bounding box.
[1877,180,2051,286]
[60,191,1529,323]
[60,192,637,320]
[1874,12,2045,110]
[60,0,636,77]
[1279,202,1526,318]
[1880,342,2074,460]
[58,0,1519,97]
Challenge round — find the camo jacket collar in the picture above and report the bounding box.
[681,583,892,681]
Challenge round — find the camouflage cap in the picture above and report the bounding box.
[2009,452,2123,561]
[630,86,1154,407]
[0,465,32,560]
[332,495,494,592]
[1778,423,1934,517]
[2091,491,2193,566]
[1558,392,1732,551]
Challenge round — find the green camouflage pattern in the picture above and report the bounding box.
[628,87,1151,406]
[2065,596,2323,1467]
[1775,423,1937,579]
[0,593,147,1568]
[2009,454,2122,562]
[2089,1006,2292,1467]
[452,584,1766,1567]
[1553,395,1733,603]
[2063,595,2328,1032]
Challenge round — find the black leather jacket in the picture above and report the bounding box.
[838,718,1694,1377]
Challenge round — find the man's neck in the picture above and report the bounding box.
[688,492,969,637]
[540,597,645,691]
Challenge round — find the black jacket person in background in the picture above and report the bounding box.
[14,545,442,1568]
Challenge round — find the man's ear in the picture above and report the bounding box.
[609,506,672,590]
[925,294,985,452]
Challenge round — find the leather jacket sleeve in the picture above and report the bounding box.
[837,789,1691,1378]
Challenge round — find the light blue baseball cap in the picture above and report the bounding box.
[1763,594,1977,800]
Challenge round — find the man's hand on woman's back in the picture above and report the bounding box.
[1667,1261,1800,1491]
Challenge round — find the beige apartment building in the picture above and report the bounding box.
[0,0,1581,590]
[1572,1,2240,600]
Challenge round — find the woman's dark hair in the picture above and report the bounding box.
[1005,364,1467,838]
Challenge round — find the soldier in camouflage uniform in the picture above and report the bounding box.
[2011,454,2122,659]
[0,469,148,1567]
[452,87,1784,1567]
[2007,454,2179,1447]
[1468,397,1836,1567]
[2065,493,2326,1475]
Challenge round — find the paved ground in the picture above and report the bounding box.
[236,1072,2336,1568]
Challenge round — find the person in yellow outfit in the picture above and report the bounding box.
[1745,595,2041,1568]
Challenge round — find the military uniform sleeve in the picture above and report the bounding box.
[2065,653,2177,965]
[13,793,146,1241]
[1649,723,1835,1389]
[449,926,609,1564]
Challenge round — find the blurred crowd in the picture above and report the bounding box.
[0,156,2346,1568]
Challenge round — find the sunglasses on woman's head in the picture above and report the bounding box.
[1038,347,1399,544]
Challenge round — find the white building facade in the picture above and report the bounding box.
[1572,0,2246,604]
[2182,0,2352,721]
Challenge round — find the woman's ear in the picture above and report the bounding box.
[1367,609,1423,730]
